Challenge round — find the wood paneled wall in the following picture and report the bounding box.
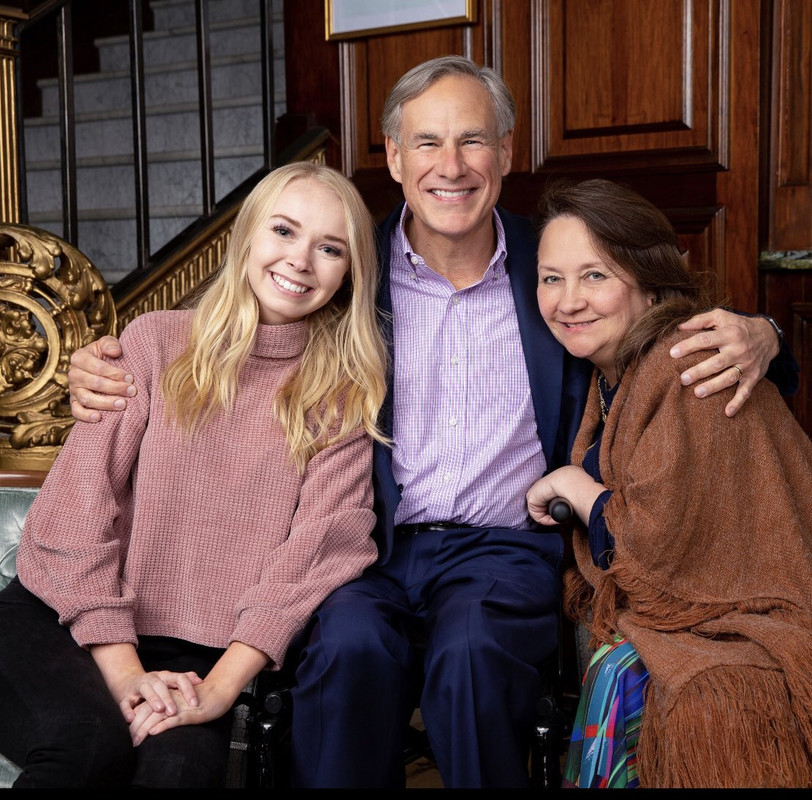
[760,0,812,434]
[284,0,811,432]
[768,0,812,250]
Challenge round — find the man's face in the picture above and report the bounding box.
[385,74,513,249]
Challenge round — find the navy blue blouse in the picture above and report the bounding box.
[582,376,618,570]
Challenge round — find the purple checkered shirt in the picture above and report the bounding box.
[390,205,546,529]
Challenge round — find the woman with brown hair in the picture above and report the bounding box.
[527,178,812,789]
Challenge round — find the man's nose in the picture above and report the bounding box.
[436,145,466,178]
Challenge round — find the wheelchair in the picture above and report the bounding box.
[230,639,576,789]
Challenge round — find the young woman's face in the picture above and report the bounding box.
[537,215,654,384]
[247,178,350,325]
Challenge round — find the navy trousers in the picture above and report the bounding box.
[289,526,563,788]
[0,577,232,788]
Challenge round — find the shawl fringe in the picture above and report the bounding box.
[638,665,812,788]
[564,336,812,788]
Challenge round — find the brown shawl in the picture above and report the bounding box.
[564,331,812,788]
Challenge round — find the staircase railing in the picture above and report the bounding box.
[6,0,279,270]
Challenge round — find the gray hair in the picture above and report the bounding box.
[381,55,516,144]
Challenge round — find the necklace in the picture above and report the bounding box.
[597,372,610,423]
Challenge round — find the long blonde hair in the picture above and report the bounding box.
[161,162,388,472]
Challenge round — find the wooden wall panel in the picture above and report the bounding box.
[500,0,534,174]
[768,0,812,250]
[760,0,811,438]
[715,0,760,312]
[533,0,726,173]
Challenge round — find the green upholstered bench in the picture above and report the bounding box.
[0,486,38,591]
[0,484,40,787]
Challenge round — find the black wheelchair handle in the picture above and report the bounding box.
[549,497,574,524]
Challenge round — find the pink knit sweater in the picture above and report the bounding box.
[17,310,377,668]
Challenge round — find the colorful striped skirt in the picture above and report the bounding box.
[562,636,649,788]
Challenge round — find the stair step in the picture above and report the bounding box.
[95,16,273,73]
[37,54,275,117]
[24,97,263,162]
[150,0,264,31]
[31,203,204,222]
[25,148,264,213]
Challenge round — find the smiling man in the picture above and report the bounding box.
[66,56,794,789]
[385,71,512,280]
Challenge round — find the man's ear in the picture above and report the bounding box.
[500,130,514,177]
[385,137,403,185]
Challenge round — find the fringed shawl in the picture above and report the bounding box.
[563,331,812,788]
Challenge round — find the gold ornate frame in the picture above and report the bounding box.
[0,225,116,469]
[325,0,476,41]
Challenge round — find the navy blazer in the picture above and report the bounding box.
[371,203,592,564]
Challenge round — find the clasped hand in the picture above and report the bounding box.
[114,668,204,746]
[127,678,235,746]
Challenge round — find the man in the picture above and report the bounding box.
[68,57,795,788]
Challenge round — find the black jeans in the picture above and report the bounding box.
[0,577,232,788]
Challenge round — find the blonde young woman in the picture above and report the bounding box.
[0,162,388,788]
[527,178,812,789]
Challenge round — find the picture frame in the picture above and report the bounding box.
[325,0,477,42]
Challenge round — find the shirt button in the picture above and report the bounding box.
[449,417,457,427]
[450,356,458,365]
[452,296,460,305]
[443,472,452,482]
[410,255,419,266]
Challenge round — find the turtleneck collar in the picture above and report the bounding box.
[251,319,308,359]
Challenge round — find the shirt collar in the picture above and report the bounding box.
[394,204,508,280]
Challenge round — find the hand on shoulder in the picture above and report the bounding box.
[669,309,777,417]
[68,334,136,422]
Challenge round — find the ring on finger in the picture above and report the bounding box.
[732,365,743,382]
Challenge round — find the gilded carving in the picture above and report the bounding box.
[115,227,230,329]
[0,224,116,469]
